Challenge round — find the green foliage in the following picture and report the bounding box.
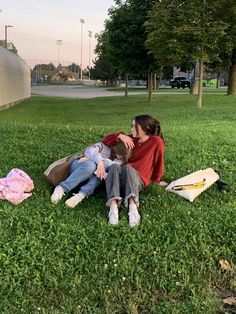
[146,0,227,65]
[0,95,236,312]
[67,62,81,74]
[0,39,18,54]
[220,0,236,55]
[95,0,157,77]
[90,56,117,83]
[204,0,236,76]
[31,63,56,82]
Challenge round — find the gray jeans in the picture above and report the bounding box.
[105,164,144,208]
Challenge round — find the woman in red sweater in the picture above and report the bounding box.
[102,114,165,227]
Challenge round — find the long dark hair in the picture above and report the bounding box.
[134,114,164,141]
[110,141,132,164]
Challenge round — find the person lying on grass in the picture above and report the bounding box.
[51,141,132,208]
[102,114,166,228]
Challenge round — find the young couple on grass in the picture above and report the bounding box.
[51,114,165,227]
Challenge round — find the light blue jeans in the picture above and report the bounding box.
[59,159,110,197]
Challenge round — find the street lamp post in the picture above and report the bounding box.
[5,25,13,49]
[88,31,92,78]
[56,40,63,66]
[80,18,85,82]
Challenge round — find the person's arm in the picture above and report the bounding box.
[102,132,124,147]
[151,139,165,185]
[84,143,111,180]
[118,134,135,149]
[94,158,114,180]
[102,132,134,149]
[95,160,106,180]
[84,143,106,164]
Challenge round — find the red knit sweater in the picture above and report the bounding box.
[102,132,164,186]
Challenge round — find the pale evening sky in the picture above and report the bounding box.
[0,0,115,69]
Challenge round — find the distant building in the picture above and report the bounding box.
[50,66,77,83]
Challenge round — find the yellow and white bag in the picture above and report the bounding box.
[165,168,219,202]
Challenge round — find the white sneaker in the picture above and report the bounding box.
[51,185,65,204]
[65,193,85,208]
[108,207,119,225]
[128,209,140,227]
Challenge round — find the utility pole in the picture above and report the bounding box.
[80,18,85,82]
[88,31,92,79]
[5,25,13,49]
[56,40,63,66]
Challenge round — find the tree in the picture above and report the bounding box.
[205,0,236,94]
[220,0,236,95]
[0,40,18,54]
[146,0,227,107]
[228,48,236,95]
[68,63,81,74]
[31,63,55,83]
[89,56,117,86]
[96,0,157,100]
[206,49,230,88]
[94,30,119,84]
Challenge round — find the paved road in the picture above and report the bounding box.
[31,85,189,99]
[31,85,131,99]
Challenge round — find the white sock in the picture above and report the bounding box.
[65,192,86,208]
[76,192,86,201]
[110,204,118,211]
[129,203,138,212]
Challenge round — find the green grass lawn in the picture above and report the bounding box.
[0,94,236,313]
[106,86,228,94]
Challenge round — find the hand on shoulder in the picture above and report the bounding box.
[118,134,134,149]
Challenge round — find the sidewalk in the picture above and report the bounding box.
[31,85,189,99]
[31,85,128,99]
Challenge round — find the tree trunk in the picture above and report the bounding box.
[196,58,203,108]
[216,71,221,89]
[125,73,128,97]
[156,71,163,90]
[148,72,153,102]
[191,82,199,95]
[190,60,199,95]
[228,48,236,95]
[153,72,157,90]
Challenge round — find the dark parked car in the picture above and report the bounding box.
[170,76,191,89]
